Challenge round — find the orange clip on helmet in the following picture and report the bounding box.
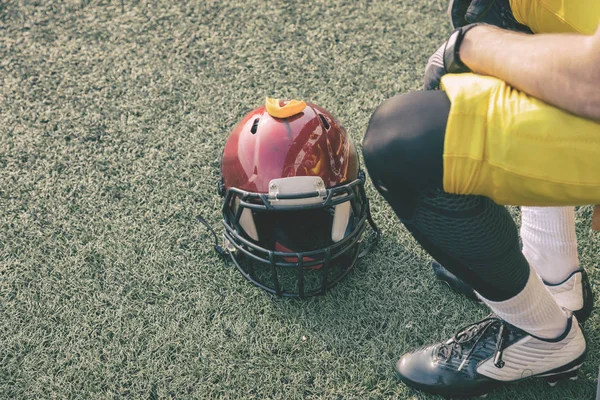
[219,98,379,297]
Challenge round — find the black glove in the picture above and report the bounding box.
[447,0,531,32]
[423,24,480,90]
[423,42,446,90]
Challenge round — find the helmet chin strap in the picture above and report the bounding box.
[197,214,229,260]
[357,170,382,259]
[358,196,381,259]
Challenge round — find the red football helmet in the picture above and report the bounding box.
[219,98,378,297]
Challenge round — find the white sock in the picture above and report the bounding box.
[520,206,580,284]
[482,268,568,339]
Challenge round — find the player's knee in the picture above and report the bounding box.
[361,105,391,189]
[362,93,434,195]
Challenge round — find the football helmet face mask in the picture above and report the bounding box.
[219,98,378,297]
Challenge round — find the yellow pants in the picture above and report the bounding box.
[441,1,600,206]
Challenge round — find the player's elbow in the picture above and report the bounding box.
[578,79,600,122]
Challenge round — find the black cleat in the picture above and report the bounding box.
[432,261,594,323]
[396,313,586,398]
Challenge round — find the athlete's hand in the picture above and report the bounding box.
[423,42,447,90]
[424,24,482,90]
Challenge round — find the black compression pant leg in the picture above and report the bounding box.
[362,91,530,301]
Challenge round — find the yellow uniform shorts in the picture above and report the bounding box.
[440,1,600,206]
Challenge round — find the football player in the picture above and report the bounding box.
[429,0,593,333]
[361,0,600,396]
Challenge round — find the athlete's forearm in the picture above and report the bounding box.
[460,24,600,122]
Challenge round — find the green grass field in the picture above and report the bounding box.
[1,1,599,398]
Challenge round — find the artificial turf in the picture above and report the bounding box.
[1,1,598,399]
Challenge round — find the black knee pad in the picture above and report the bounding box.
[362,91,450,216]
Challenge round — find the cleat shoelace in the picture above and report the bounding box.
[436,315,509,371]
